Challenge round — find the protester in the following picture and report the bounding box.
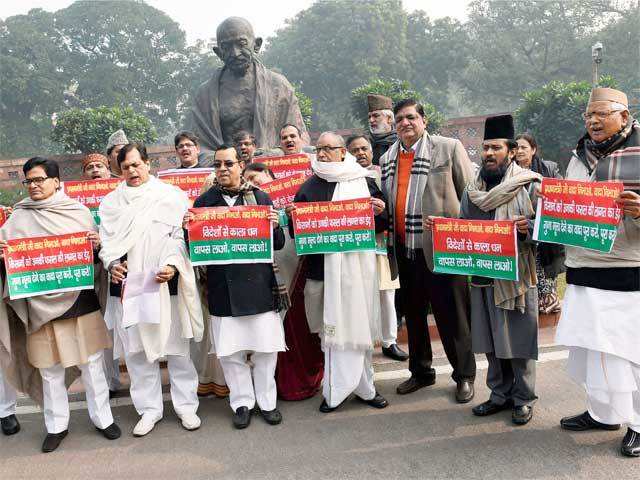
[556,87,640,457]
[287,132,389,412]
[347,134,408,362]
[242,161,324,401]
[106,129,128,177]
[368,94,398,165]
[185,144,287,429]
[81,153,111,180]
[99,143,203,437]
[175,131,213,169]
[0,157,119,452]
[234,130,258,164]
[430,115,541,425]
[280,124,305,155]
[515,133,565,314]
[379,98,476,403]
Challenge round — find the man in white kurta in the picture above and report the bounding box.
[556,88,640,457]
[100,143,203,437]
[289,133,389,412]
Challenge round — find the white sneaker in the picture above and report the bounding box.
[133,413,161,437]
[179,412,201,431]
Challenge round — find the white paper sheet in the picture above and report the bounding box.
[121,270,161,328]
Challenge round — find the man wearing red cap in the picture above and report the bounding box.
[556,87,640,457]
[82,153,111,180]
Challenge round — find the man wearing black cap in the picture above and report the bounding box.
[426,114,542,425]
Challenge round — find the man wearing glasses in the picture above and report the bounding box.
[286,132,389,413]
[556,87,640,458]
[184,145,287,430]
[175,131,213,169]
[379,98,477,404]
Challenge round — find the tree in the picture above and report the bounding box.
[294,88,313,130]
[461,0,631,113]
[350,78,445,133]
[263,0,410,130]
[51,106,157,154]
[514,76,619,172]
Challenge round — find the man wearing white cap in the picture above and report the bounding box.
[105,129,128,177]
[557,87,640,457]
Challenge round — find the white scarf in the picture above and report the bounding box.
[313,154,381,350]
[99,176,203,357]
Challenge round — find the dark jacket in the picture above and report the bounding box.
[531,156,566,278]
[189,186,285,317]
[370,130,397,166]
[289,175,388,281]
[178,152,214,169]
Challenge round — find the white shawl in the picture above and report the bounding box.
[312,153,380,350]
[99,176,203,361]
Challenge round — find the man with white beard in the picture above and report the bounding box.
[368,94,398,166]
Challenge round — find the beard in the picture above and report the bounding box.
[370,124,391,135]
[480,162,509,187]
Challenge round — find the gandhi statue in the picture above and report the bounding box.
[189,17,309,151]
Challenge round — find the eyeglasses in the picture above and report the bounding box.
[581,110,623,121]
[213,160,240,170]
[315,146,343,154]
[177,143,196,149]
[21,177,51,186]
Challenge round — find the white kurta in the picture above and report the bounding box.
[556,285,640,428]
[209,312,285,358]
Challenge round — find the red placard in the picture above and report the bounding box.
[260,173,308,209]
[260,154,312,180]
[157,168,214,202]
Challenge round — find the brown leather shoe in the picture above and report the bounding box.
[396,374,436,395]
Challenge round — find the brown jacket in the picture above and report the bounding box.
[380,133,475,275]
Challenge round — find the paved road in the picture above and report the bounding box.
[1,348,637,480]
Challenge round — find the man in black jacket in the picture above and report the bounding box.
[286,132,390,412]
[184,145,286,430]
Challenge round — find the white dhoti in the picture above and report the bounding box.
[209,311,285,412]
[114,297,199,419]
[380,289,398,348]
[0,368,17,418]
[323,348,375,408]
[124,351,198,418]
[556,284,640,431]
[39,351,113,433]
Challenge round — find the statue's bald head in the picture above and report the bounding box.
[214,17,262,75]
[216,17,255,42]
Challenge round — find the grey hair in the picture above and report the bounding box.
[379,109,395,125]
[318,131,346,147]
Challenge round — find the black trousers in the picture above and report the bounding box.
[396,244,476,382]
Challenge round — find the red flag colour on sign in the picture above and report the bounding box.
[432,217,519,281]
[260,154,312,180]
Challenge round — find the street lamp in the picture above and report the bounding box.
[592,42,604,87]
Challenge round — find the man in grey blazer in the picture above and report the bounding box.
[379,98,476,403]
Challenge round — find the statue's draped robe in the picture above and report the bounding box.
[190,62,309,151]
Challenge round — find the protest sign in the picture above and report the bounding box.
[62,178,120,224]
[0,208,7,227]
[157,168,213,203]
[3,232,94,300]
[533,178,623,252]
[260,154,312,180]
[432,217,519,281]
[291,198,376,255]
[187,206,273,265]
[260,173,308,210]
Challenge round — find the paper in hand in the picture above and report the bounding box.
[121,270,162,328]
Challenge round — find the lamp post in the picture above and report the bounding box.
[591,42,604,87]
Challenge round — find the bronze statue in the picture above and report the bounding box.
[190,17,309,151]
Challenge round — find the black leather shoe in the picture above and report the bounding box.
[472,399,511,417]
[319,399,343,413]
[232,406,252,429]
[621,428,640,457]
[42,430,68,453]
[382,344,409,361]
[512,405,533,425]
[1,414,20,436]
[260,408,282,425]
[96,423,121,440]
[560,411,620,431]
[455,380,474,404]
[356,392,389,409]
[396,373,436,395]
